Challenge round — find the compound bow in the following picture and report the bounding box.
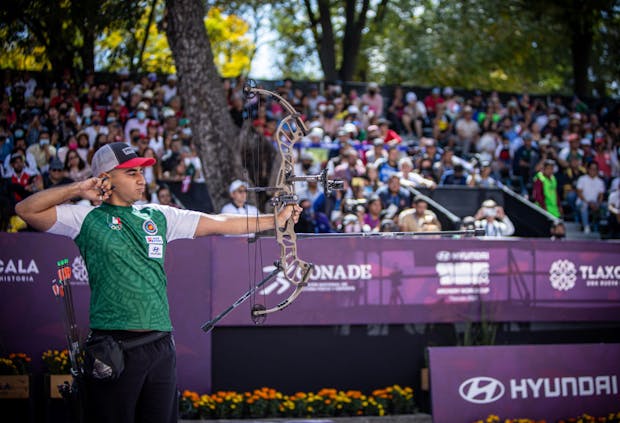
[201,81,342,332]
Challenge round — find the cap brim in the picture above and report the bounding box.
[115,157,156,169]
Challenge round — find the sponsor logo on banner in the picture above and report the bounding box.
[459,377,505,404]
[0,259,39,283]
[549,259,620,290]
[458,374,618,404]
[71,256,89,285]
[260,263,373,294]
[549,259,577,291]
[434,250,490,302]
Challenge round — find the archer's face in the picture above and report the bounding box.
[108,167,146,206]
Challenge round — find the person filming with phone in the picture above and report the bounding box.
[474,199,515,237]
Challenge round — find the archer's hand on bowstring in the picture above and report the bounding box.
[78,176,114,205]
[276,204,303,229]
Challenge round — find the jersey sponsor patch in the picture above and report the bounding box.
[145,235,163,244]
[143,219,158,235]
[148,244,163,259]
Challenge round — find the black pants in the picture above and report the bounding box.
[84,331,177,423]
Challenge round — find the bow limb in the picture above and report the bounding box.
[252,280,307,317]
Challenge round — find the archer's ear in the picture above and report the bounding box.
[98,171,111,180]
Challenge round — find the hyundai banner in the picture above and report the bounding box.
[429,344,620,422]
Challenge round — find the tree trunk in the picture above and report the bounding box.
[81,31,96,74]
[165,0,243,210]
[316,0,338,81]
[339,0,370,82]
[569,15,593,99]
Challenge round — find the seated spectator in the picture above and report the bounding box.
[532,160,562,218]
[42,157,73,189]
[474,199,515,237]
[361,163,383,197]
[4,152,40,203]
[440,163,468,186]
[380,218,399,232]
[401,91,427,140]
[4,142,38,176]
[64,149,92,182]
[467,161,499,188]
[376,146,401,183]
[155,185,181,208]
[377,118,402,144]
[0,132,13,165]
[361,82,383,118]
[26,130,56,174]
[296,197,332,233]
[460,215,476,231]
[513,132,540,196]
[340,213,364,233]
[220,180,259,216]
[455,105,480,157]
[398,196,442,233]
[576,161,606,233]
[398,156,436,189]
[362,195,383,232]
[550,221,566,240]
[75,131,90,162]
[376,174,412,213]
[558,155,585,219]
[334,148,366,185]
[364,137,387,165]
[386,86,406,135]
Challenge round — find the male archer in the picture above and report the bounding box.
[16,142,301,423]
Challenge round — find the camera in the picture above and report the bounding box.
[483,207,497,217]
[343,199,367,214]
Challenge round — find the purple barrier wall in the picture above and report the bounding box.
[429,344,620,422]
[0,233,213,392]
[211,237,620,325]
[1,233,619,392]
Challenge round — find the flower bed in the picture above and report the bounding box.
[475,412,620,423]
[180,385,415,420]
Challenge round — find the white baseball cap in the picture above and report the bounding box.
[229,179,248,194]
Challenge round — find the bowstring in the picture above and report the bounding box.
[242,82,265,321]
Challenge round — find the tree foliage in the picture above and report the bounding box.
[0,0,254,79]
[0,0,143,78]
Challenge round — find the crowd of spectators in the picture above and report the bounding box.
[1,70,619,239]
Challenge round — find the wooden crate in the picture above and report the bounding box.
[0,375,29,399]
[49,374,72,399]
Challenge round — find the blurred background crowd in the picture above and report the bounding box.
[1,70,619,239]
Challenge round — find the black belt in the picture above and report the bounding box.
[120,331,169,350]
[89,330,170,350]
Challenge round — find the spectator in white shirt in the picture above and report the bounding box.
[162,74,178,104]
[474,199,515,237]
[220,180,259,216]
[576,161,606,233]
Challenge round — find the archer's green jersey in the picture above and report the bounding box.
[49,202,200,331]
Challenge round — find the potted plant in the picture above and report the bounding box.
[42,349,72,399]
[0,353,31,399]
